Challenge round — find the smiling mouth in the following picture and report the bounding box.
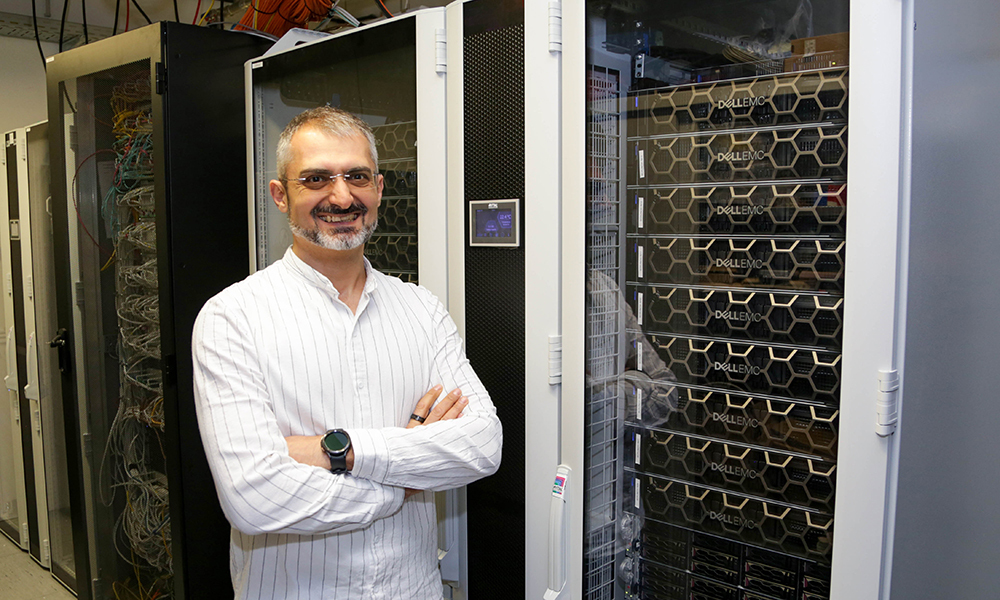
[316,213,360,224]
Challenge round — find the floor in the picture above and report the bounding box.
[0,533,76,600]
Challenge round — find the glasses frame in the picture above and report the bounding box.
[282,169,381,192]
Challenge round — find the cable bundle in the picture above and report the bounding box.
[95,72,173,600]
[234,0,333,38]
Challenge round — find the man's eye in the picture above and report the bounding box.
[305,175,326,184]
[347,173,371,182]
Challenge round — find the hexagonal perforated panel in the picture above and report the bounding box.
[630,474,834,563]
[640,336,841,404]
[364,233,417,282]
[627,428,836,512]
[623,382,838,460]
[627,183,847,237]
[628,237,845,293]
[626,285,844,348]
[372,121,416,162]
[630,125,847,185]
[630,69,848,136]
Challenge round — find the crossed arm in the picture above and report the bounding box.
[192,294,502,537]
[284,385,469,497]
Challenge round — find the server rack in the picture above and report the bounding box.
[3,122,56,572]
[46,23,270,600]
[17,121,81,591]
[551,1,909,598]
[247,8,460,594]
[0,126,34,556]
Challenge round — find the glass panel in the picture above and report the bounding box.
[583,2,849,598]
[64,59,172,599]
[252,18,418,281]
[28,122,77,587]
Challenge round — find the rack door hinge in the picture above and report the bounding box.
[548,2,562,53]
[155,62,166,95]
[435,28,447,74]
[876,369,900,437]
[548,334,562,385]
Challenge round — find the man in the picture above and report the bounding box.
[192,106,502,599]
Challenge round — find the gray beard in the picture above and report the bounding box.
[288,215,378,251]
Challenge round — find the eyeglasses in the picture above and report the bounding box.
[284,170,380,191]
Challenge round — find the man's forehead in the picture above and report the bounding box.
[287,127,373,167]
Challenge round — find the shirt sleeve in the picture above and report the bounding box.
[192,293,405,536]
[348,294,503,491]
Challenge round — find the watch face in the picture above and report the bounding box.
[323,430,350,453]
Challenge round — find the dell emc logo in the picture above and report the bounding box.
[718,96,767,110]
[718,150,766,163]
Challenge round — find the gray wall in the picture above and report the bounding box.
[890,1,1000,598]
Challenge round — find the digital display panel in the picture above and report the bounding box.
[469,199,519,247]
[475,208,514,238]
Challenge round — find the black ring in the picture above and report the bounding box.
[409,413,426,424]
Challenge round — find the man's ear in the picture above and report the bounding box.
[270,179,288,213]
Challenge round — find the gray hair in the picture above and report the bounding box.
[275,106,379,180]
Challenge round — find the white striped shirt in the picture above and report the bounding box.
[192,248,502,599]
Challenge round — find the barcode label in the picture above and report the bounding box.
[636,292,643,326]
[636,388,643,421]
[634,479,641,509]
[637,343,643,371]
[638,149,646,179]
[638,196,644,228]
[635,434,641,465]
[637,245,644,279]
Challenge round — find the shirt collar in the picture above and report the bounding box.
[281,246,379,299]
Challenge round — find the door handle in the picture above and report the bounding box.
[49,328,70,374]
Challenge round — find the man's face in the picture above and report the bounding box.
[270,126,382,252]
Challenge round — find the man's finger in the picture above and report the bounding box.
[423,388,462,425]
[441,396,468,421]
[407,385,443,428]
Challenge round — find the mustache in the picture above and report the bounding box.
[311,203,369,217]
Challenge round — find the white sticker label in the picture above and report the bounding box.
[635,434,641,465]
[634,478,641,509]
[251,61,264,69]
[638,149,646,179]
[637,292,644,326]
[637,342,643,372]
[638,196,645,229]
[636,388,643,420]
[637,245,644,279]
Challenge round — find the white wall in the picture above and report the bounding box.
[0,37,57,135]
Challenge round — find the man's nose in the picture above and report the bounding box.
[324,176,355,205]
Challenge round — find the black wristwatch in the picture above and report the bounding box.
[320,429,352,474]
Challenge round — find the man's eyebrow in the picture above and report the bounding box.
[295,166,374,176]
[295,168,334,177]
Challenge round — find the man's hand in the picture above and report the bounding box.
[403,384,467,498]
[407,385,468,428]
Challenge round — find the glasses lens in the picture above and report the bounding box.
[346,172,375,188]
[300,174,330,190]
